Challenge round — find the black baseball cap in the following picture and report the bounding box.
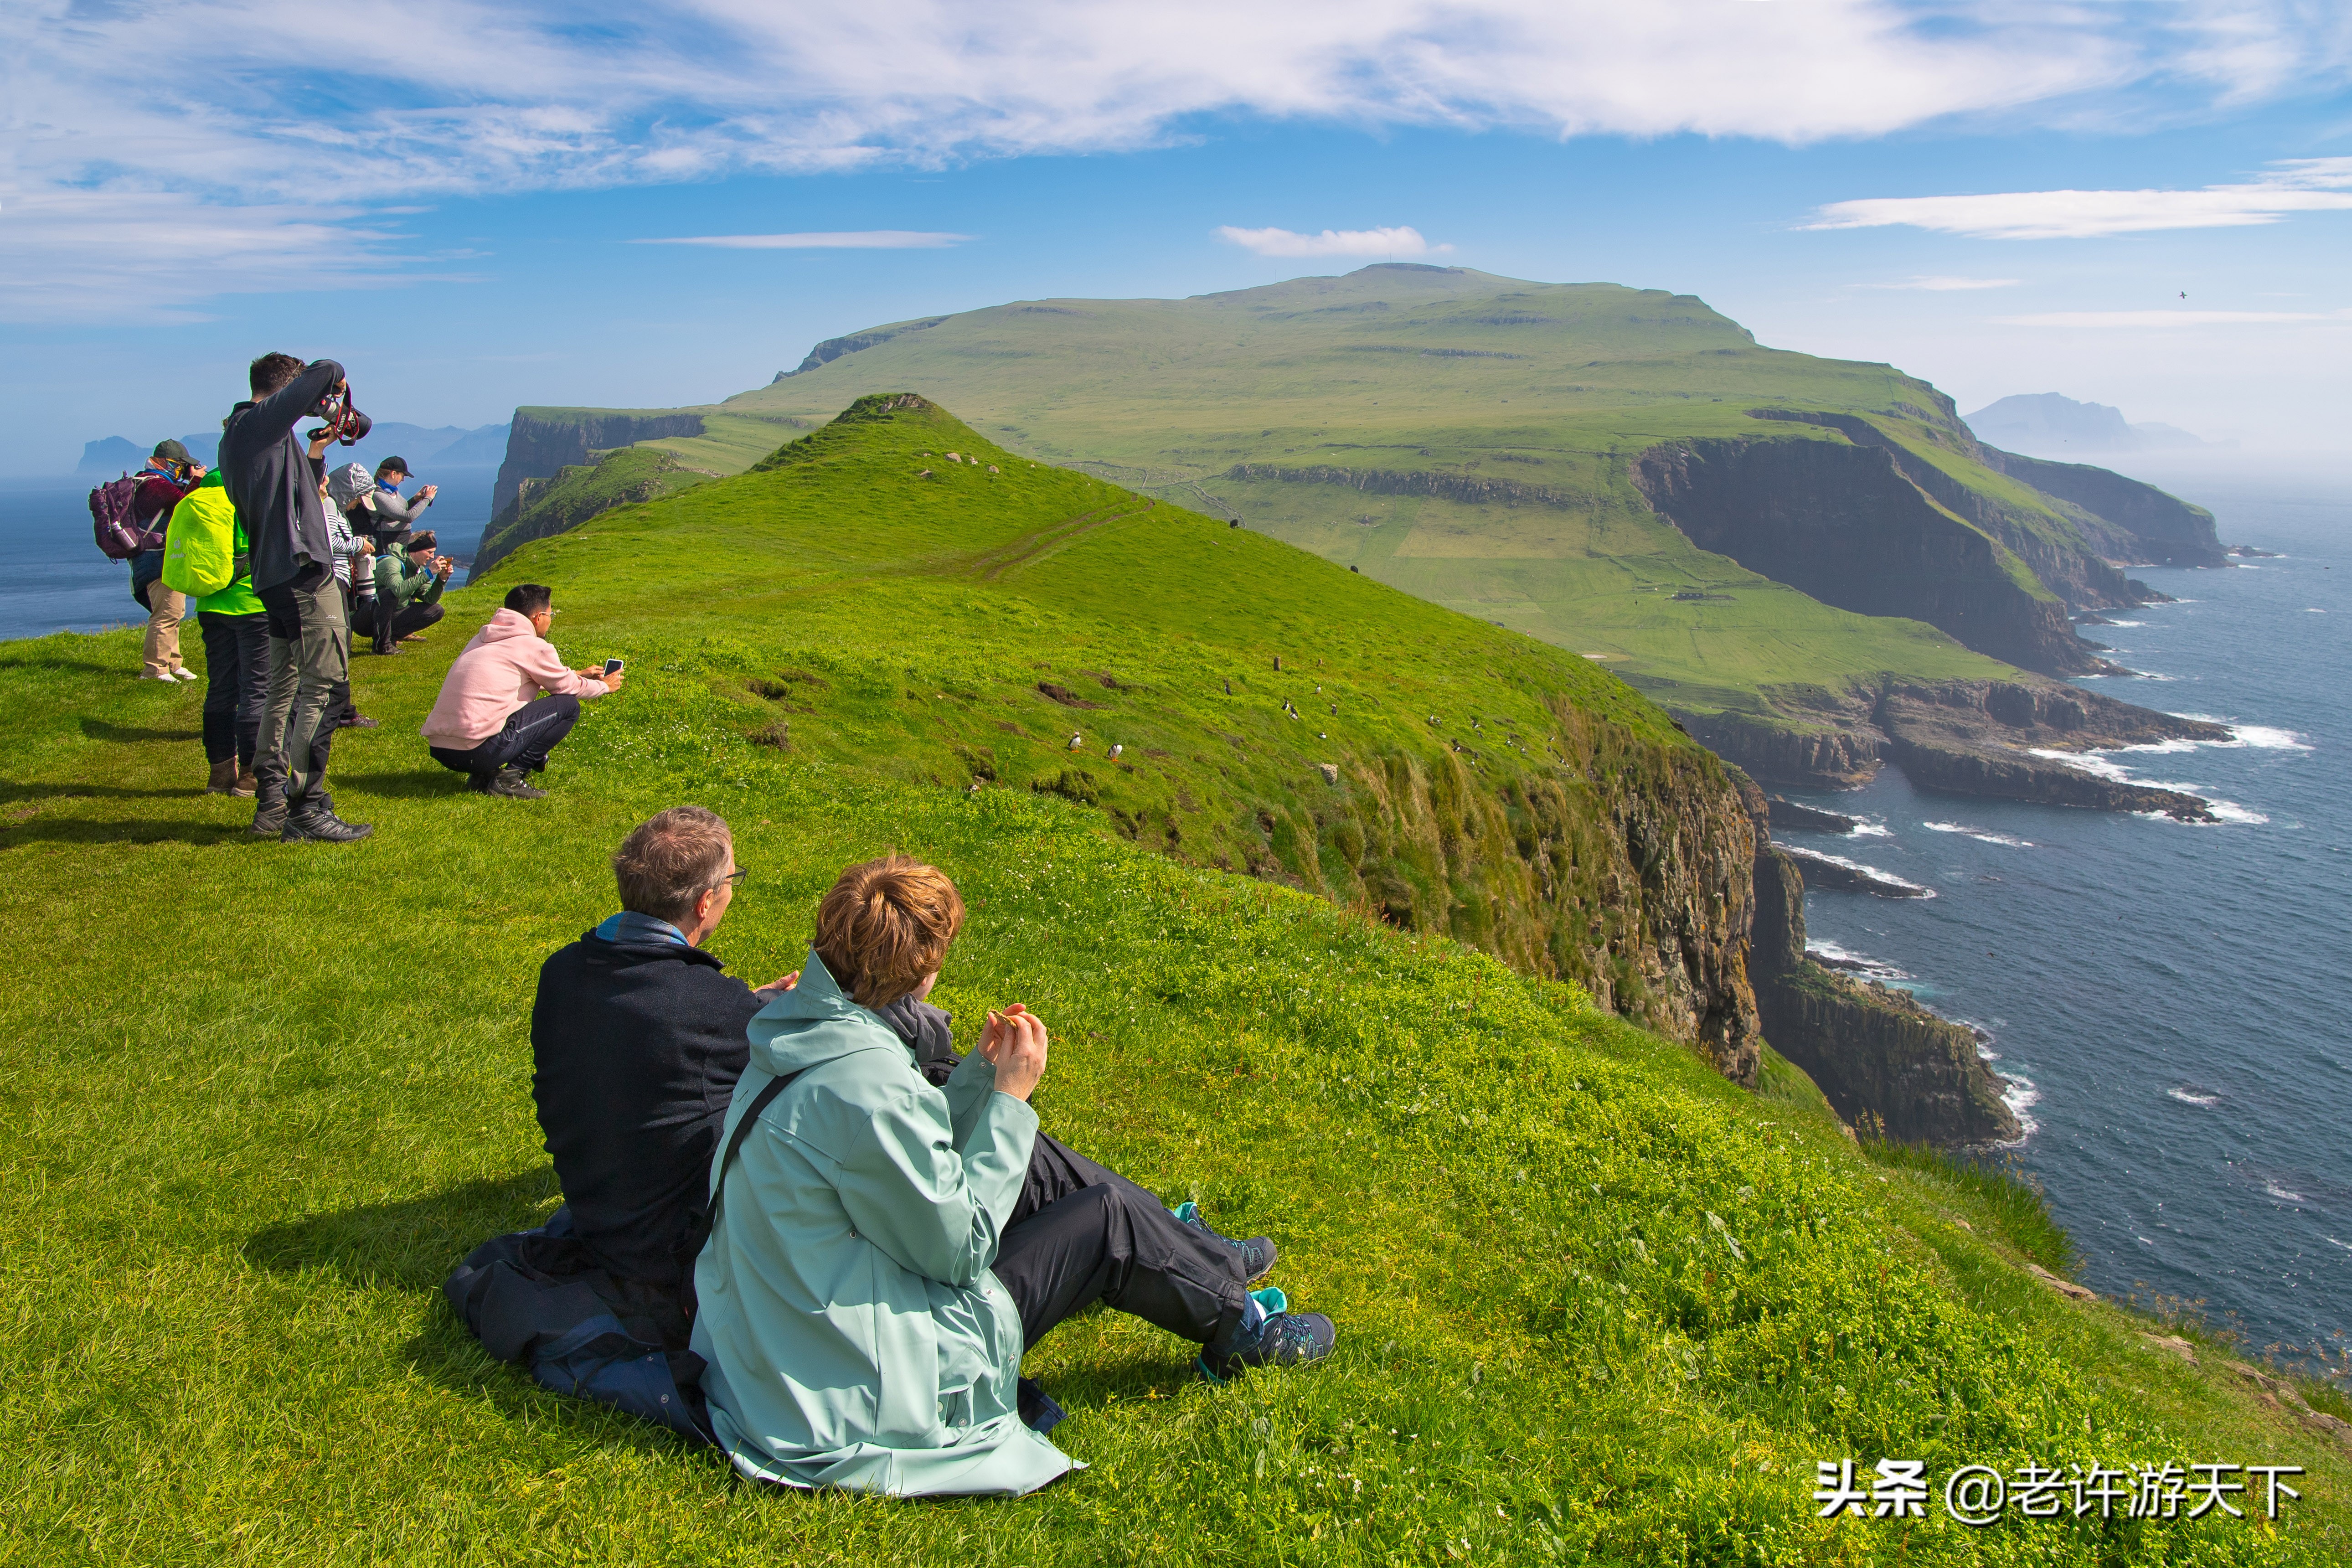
[376,455,410,477]
[152,439,193,464]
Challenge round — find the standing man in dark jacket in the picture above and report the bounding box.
[220,352,371,844]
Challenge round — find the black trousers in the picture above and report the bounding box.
[429,694,581,778]
[375,598,443,652]
[989,1133,1248,1352]
[198,611,269,767]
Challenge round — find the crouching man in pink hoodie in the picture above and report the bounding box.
[420,583,624,799]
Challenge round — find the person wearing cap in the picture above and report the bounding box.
[368,457,437,545]
[130,439,205,682]
[370,531,451,655]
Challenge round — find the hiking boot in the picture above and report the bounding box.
[1197,1287,1335,1382]
[281,805,374,843]
[373,644,399,655]
[481,765,547,800]
[205,758,238,794]
[250,793,289,836]
[1174,1200,1278,1281]
[337,714,379,730]
[232,768,258,799]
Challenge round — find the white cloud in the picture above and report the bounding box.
[1992,308,2352,327]
[1807,158,2352,240]
[1214,225,1451,258]
[629,231,973,249]
[1862,275,2023,290]
[6,1,2352,316]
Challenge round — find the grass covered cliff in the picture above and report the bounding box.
[490,266,2233,804]
[7,393,2342,1563]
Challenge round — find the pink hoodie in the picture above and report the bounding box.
[421,608,608,747]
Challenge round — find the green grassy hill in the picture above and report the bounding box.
[500,265,2230,754]
[3,397,2341,1565]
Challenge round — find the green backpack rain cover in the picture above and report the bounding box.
[160,472,237,599]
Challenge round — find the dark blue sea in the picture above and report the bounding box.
[0,483,487,643]
[1781,464,2351,1365]
[3,462,2345,1363]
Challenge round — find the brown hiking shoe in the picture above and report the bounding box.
[232,768,257,798]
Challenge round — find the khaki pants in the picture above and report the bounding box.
[256,568,349,811]
[141,583,187,677]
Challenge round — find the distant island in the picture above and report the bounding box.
[1963,392,2218,456]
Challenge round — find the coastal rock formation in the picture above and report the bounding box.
[491,407,708,516]
[1738,779,2018,1146]
[1977,447,2229,568]
[1631,436,2105,676]
[1877,680,2225,822]
[1774,844,1925,898]
[1283,727,1764,1086]
[472,447,704,580]
[1678,676,2226,820]
[1766,795,1859,833]
[1748,410,2163,611]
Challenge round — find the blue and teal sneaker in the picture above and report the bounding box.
[1197,1287,1336,1382]
[1172,1200,1278,1281]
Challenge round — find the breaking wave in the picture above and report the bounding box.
[1923,821,2034,847]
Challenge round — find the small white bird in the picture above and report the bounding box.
[1108,743,1124,759]
[1068,732,1083,750]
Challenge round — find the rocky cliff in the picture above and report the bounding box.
[1738,780,2019,1145]
[1632,436,2104,676]
[472,446,707,579]
[1749,410,2156,611]
[490,408,710,516]
[1160,712,1765,1086]
[1977,446,2231,568]
[1674,675,2224,820]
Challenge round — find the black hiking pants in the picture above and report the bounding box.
[198,611,269,768]
[374,597,443,653]
[429,694,580,779]
[989,1134,1248,1353]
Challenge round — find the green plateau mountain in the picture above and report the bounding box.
[11,392,2342,1562]
[479,264,2228,816]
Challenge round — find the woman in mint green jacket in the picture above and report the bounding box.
[689,857,1334,1497]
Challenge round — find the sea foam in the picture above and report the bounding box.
[1923,821,2033,847]
[2167,1087,2220,1108]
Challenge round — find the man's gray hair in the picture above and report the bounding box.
[612,806,732,924]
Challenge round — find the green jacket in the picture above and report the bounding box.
[372,551,446,610]
[193,516,262,618]
[690,955,1071,1496]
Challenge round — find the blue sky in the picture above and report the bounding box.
[5,0,2351,474]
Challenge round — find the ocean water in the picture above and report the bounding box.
[0,482,487,643]
[1784,470,2351,1361]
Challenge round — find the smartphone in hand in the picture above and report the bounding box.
[603,657,625,676]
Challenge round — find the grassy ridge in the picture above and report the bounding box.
[2,402,2343,1564]
[713,267,2032,713]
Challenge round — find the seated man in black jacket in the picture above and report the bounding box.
[524,805,1274,1360]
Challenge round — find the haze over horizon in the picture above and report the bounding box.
[5,1,2351,475]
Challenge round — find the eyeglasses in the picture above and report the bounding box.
[720,869,747,886]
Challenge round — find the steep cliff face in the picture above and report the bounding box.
[471,447,707,579]
[1736,780,2019,1145]
[1632,437,2103,676]
[1750,410,2151,611]
[1205,715,1763,1086]
[1676,706,1883,790]
[490,408,710,515]
[1979,447,2229,567]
